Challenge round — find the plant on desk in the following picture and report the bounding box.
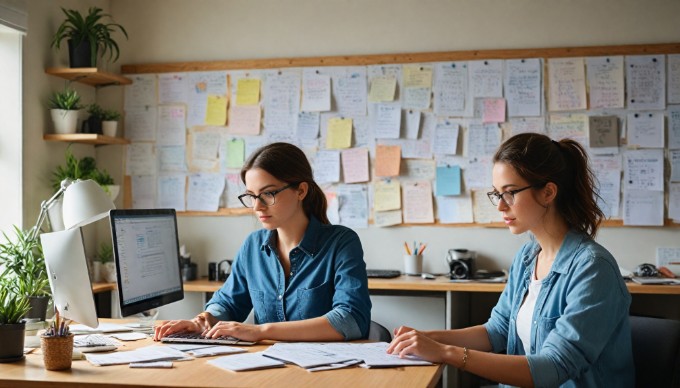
[0,278,31,363]
[52,148,119,202]
[0,226,50,321]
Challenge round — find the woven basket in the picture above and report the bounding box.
[41,333,74,371]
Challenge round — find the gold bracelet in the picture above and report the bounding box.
[461,347,468,371]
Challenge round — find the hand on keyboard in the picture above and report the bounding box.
[160,332,255,346]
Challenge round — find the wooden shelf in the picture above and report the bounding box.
[43,133,130,145]
[45,67,132,87]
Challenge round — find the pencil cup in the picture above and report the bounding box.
[41,333,74,371]
[404,254,423,275]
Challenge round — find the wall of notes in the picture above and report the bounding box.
[122,52,680,227]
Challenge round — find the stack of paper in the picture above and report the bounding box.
[85,345,189,366]
[207,352,285,371]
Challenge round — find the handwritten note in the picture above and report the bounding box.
[157,105,186,146]
[158,73,187,105]
[436,165,461,196]
[374,145,401,177]
[436,194,473,224]
[469,60,504,99]
[670,109,680,150]
[313,150,341,184]
[336,184,368,229]
[432,121,459,155]
[373,210,402,227]
[373,179,401,211]
[402,65,433,88]
[627,112,664,148]
[341,147,369,183]
[624,149,664,191]
[373,103,401,139]
[158,174,186,211]
[263,70,301,134]
[124,107,157,142]
[402,181,434,224]
[623,189,664,226]
[504,58,542,117]
[626,55,666,110]
[332,68,367,117]
[131,175,156,209]
[482,98,506,124]
[186,173,225,212]
[226,138,245,169]
[509,117,546,136]
[368,76,397,103]
[548,57,587,111]
[434,62,467,117]
[588,116,619,148]
[236,78,261,106]
[467,123,501,157]
[126,143,156,176]
[326,117,353,149]
[302,72,331,112]
[471,190,499,223]
[296,111,320,139]
[669,54,680,104]
[228,105,261,135]
[586,56,625,109]
[158,145,187,172]
[124,74,157,109]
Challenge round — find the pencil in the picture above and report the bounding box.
[418,244,427,255]
[404,242,411,255]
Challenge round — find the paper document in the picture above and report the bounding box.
[70,323,134,334]
[85,345,188,366]
[264,343,358,368]
[207,351,285,372]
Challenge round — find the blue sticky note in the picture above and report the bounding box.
[436,165,461,196]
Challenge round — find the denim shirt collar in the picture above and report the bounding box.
[260,215,321,258]
[520,229,587,276]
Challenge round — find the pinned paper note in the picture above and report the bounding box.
[373,179,401,211]
[236,78,261,105]
[548,57,587,111]
[228,105,261,135]
[402,181,434,224]
[341,147,369,183]
[482,98,506,123]
[403,65,433,88]
[589,116,619,148]
[436,165,461,196]
[302,72,331,112]
[368,76,397,102]
[226,138,245,169]
[205,95,227,126]
[326,118,353,149]
[374,145,401,177]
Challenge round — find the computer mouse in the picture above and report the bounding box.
[421,273,435,280]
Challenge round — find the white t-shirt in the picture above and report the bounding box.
[516,273,542,355]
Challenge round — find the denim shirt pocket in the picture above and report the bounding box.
[535,315,559,351]
[248,287,266,323]
[296,281,332,319]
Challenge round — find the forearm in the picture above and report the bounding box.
[425,325,493,352]
[260,317,344,342]
[442,346,534,388]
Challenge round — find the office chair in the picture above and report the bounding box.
[368,320,392,342]
[629,315,680,388]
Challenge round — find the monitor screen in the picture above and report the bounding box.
[41,228,99,328]
[109,209,184,317]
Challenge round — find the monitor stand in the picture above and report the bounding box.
[131,308,159,331]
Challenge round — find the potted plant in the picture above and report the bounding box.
[84,103,104,134]
[97,242,116,283]
[101,109,121,137]
[51,6,128,68]
[51,148,119,201]
[0,226,50,321]
[49,88,81,134]
[0,280,31,363]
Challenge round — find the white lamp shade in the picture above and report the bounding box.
[62,179,116,229]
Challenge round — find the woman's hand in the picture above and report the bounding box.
[203,321,264,342]
[387,326,448,363]
[153,313,214,341]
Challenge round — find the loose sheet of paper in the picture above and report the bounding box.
[548,57,587,111]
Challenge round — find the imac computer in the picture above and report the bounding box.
[40,228,99,328]
[109,209,184,317]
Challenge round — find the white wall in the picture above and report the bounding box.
[23,0,680,324]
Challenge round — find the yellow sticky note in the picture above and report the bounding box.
[375,145,401,177]
[226,138,245,169]
[368,76,397,103]
[403,65,433,88]
[205,94,227,126]
[326,118,352,149]
[236,79,260,106]
[374,179,401,211]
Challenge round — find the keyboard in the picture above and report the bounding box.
[161,332,256,346]
[366,269,402,279]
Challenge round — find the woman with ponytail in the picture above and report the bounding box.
[389,133,633,387]
[155,142,371,342]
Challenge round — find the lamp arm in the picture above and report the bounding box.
[29,179,74,242]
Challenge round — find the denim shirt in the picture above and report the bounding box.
[484,230,634,388]
[205,216,372,340]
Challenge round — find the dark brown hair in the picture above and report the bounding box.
[493,133,604,238]
[240,142,329,224]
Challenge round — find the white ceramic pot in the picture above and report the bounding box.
[102,120,118,137]
[50,109,79,134]
[102,262,117,283]
[91,261,102,283]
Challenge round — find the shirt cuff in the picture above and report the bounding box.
[526,354,560,388]
[324,309,362,340]
[204,303,232,322]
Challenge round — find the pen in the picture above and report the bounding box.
[418,244,427,255]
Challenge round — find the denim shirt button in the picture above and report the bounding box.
[277,295,282,300]
[289,272,294,276]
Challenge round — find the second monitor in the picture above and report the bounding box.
[109,209,184,317]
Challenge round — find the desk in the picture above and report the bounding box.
[0,331,442,388]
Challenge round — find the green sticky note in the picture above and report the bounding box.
[226,138,245,169]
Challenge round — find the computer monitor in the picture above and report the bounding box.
[109,209,184,317]
[40,228,99,328]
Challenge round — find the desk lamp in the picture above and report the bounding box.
[34,179,115,328]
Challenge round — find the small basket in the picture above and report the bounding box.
[41,333,74,371]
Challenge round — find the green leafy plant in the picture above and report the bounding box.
[86,103,105,119]
[0,226,50,299]
[0,280,31,325]
[51,148,115,192]
[51,6,128,66]
[48,89,81,110]
[101,109,121,121]
[97,242,113,264]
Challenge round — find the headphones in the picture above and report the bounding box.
[633,263,658,277]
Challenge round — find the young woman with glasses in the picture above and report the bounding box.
[154,142,371,343]
[388,133,634,387]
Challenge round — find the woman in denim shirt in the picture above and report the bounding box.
[155,143,371,342]
[388,133,634,387]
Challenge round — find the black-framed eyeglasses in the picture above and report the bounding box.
[238,184,295,208]
[486,185,534,207]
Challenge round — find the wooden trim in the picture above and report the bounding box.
[122,43,680,74]
[45,68,132,86]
